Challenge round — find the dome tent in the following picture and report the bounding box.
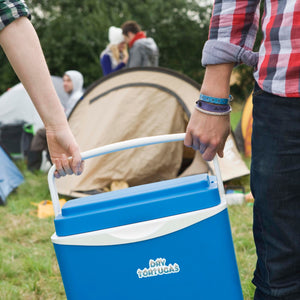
[56,67,249,197]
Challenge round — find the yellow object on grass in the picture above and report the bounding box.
[31,199,66,219]
[110,180,129,191]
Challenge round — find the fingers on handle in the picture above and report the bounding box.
[202,145,217,161]
[192,136,201,152]
[70,148,84,176]
[53,158,65,178]
[185,130,213,160]
[61,154,73,175]
[217,140,226,158]
[202,138,227,161]
[185,130,203,152]
[184,131,193,148]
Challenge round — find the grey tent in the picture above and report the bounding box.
[0,76,68,157]
[56,67,249,197]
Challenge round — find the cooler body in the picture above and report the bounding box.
[52,174,243,300]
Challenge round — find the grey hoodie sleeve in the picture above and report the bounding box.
[128,44,144,68]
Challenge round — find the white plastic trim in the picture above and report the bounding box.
[51,201,227,246]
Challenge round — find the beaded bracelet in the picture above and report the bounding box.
[195,100,232,116]
[199,93,233,105]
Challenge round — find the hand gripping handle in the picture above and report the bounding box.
[48,133,225,217]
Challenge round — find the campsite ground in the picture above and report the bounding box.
[0,104,255,299]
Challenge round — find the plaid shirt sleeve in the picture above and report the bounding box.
[0,0,31,31]
[202,0,261,67]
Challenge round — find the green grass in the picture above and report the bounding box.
[229,204,256,299]
[0,163,66,300]
[1,152,256,299]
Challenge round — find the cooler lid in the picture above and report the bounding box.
[54,174,220,236]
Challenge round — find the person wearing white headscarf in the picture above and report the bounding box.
[100,26,128,75]
[63,70,84,117]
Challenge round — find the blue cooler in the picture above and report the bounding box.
[48,134,243,300]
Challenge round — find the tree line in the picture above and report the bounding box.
[0,0,258,100]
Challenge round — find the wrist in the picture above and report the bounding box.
[195,93,233,116]
[45,121,69,132]
[201,63,234,98]
[44,109,68,130]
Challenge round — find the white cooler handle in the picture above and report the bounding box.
[48,133,225,217]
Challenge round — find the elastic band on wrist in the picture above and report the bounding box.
[199,93,233,105]
[196,100,231,113]
[195,101,231,116]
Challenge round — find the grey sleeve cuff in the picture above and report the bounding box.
[201,40,259,67]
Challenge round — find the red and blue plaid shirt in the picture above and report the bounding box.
[202,0,300,97]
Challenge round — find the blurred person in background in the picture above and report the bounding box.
[62,70,84,117]
[100,26,128,75]
[121,20,159,68]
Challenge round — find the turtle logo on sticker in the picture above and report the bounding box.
[137,258,180,279]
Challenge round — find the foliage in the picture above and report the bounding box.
[0,0,266,105]
[0,0,212,93]
[230,65,255,102]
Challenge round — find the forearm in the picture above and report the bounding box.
[200,63,234,98]
[0,17,67,129]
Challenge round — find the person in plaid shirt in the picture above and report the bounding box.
[0,0,84,178]
[185,1,300,299]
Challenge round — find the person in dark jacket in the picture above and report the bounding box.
[121,21,159,68]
